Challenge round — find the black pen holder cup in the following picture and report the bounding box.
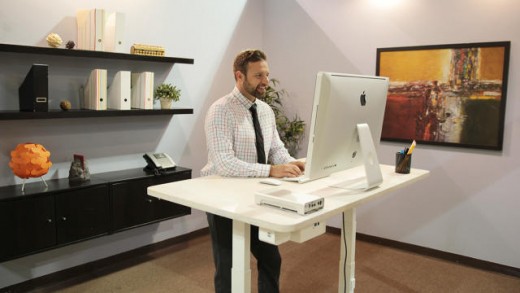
[395,152,412,174]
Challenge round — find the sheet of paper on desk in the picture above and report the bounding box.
[254,188,324,215]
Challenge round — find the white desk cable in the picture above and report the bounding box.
[342,212,347,293]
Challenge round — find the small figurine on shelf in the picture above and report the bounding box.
[60,100,72,110]
[46,33,63,48]
[68,154,90,182]
[66,40,75,49]
[9,143,52,192]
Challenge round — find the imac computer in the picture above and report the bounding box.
[286,72,389,190]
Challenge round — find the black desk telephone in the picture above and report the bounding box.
[143,152,176,175]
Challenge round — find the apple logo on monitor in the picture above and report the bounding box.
[360,91,366,106]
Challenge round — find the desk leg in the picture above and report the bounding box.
[232,220,251,293]
[338,208,356,293]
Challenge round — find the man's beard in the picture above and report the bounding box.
[243,80,265,99]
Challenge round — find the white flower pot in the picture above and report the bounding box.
[159,98,173,109]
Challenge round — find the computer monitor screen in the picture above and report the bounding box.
[303,72,389,189]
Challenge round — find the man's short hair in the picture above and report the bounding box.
[233,49,267,79]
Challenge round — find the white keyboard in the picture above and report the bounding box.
[282,175,310,183]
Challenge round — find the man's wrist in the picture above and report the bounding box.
[263,164,273,177]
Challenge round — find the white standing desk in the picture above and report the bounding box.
[148,164,429,293]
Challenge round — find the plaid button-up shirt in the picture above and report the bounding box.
[201,87,294,177]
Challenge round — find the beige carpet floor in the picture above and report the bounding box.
[30,232,520,293]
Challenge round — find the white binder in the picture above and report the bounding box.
[108,71,131,110]
[76,9,105,51]
[131,72,154,109]
[83,69,107,110]
[91,9,105,51]
[104,11,125,53]
[76,10,89,50]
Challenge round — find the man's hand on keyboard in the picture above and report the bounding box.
[289,161,305,172]
[269,163,303,178]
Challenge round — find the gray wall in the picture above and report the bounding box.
[263,0,520,270]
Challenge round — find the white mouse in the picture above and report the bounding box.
[259,178,282,186]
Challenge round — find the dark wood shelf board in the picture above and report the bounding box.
[0,108,193,120]
[0,167,192,201]
[0,43,194,65]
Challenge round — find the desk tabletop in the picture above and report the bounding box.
[148,164,429,233]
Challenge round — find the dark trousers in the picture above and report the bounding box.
[207,213,281,293]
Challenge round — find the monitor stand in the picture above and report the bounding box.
[331,123,383,191]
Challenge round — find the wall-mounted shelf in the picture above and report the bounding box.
[0,43,195,120]
[0,108,194,120]
[0,43,194,65]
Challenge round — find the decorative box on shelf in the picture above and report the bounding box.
[130,43,165,56]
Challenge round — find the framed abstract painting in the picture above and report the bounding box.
[376,41,510,150]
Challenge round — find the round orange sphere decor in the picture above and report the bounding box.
[9,143,52,179]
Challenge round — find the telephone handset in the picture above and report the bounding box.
[143,152,176,175]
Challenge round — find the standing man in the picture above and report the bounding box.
[201,49,304,292]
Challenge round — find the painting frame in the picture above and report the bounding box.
[376,41,510,151]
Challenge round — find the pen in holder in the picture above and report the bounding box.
[396,140,415,174]
[395,152,412,174]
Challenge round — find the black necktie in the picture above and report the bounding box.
[250,104,266,164]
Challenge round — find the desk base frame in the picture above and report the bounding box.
[339,208,356,293]
[230,208,357,293]
[232,221,252,292]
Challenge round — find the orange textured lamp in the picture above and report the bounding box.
[9,143,52,191]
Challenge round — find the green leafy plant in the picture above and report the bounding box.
[154,83,181,101]
[260,79,305,157]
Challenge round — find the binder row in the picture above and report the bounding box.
[83,69,154,110]
[18,64,155,112]
[77,8,125,52]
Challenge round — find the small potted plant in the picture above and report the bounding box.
[154,83,181,109]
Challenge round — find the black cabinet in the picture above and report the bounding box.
[0,177,109,261]
[0,167,191,262]
[98,168,191,232]
[0,196,55,260]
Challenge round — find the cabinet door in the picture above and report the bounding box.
[153,196,191,221]
[55,185,110,245]
[111,179,154,231]
[151,173,191,221]
[0,196,55,261]
[111,173,191,232]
